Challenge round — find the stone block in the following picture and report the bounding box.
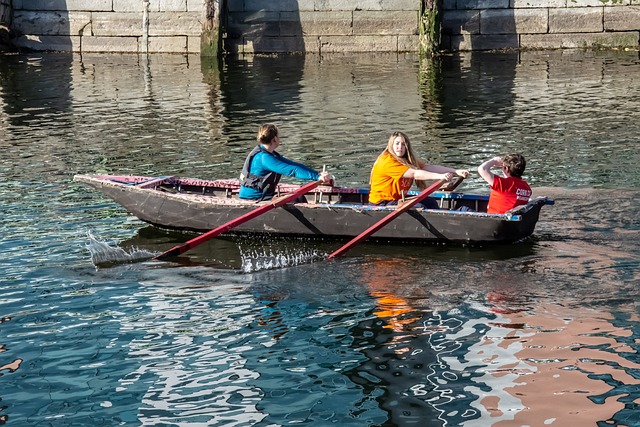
[443,10,480,35]
[605,6,640,31]
[379,0,419,10]
[481,8,547,34]
[443,0,456,10]
[520,32,639,49]
[511,0,565,7]
[440,34,453,50]
[149,12,202,36]
[468,0,509,8]
[226,11,280,38]
[549,7,603,33]
[12,34,80,51]
[315,0,417,11]
[319,35,399,52]
[151,0,186,12]
[292,11,352,36]
[297,0,316,11]
[245,0,300,12]
[13,11,91,36]
[93,12,142,37]
[450,33,518,50]
[186,0,204,12]
[223,37,242,54]
[304,35,320,52]
[234,35,310,53]
[113,0,142,12]
[187,34,200,52]
[353,10,418,35]
[19,0,112,11]
[82,35,139,52]
[565,0,615,6]
[227,0,244,12]
[398,34,419,51]
[147,35,188,52]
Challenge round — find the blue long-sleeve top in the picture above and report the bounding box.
[239,150,319,200]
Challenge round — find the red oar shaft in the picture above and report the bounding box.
[154,180,320,260]
[327,179,445,259]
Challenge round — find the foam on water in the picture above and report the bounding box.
[85,231,157,267]
[238,246,325,273]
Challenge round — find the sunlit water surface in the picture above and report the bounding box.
[1,51,639,426]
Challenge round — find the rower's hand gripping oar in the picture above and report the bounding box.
[327,178,446,260]
[153,180,320,261]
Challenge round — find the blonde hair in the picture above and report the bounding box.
[257,123,279,145]
[380,131,427,190]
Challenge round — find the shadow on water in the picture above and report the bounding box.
[112,223,540,270]
[216,53,305,146]
[0,53,74,129]
[109,226,328,272]
[426,51,518,132]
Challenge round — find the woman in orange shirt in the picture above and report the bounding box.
[369,131,470,209]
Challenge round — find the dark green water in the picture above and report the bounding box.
[0,51,639,426]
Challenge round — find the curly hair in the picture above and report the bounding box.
[503,153,526,178]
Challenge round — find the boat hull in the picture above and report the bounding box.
[74,174,552,244]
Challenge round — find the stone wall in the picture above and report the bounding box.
[9,0,207,53]
[3,1,640,53]
[224,0,421,54]
[442,1,640,51]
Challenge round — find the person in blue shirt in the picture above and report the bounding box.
[239,123,333,200]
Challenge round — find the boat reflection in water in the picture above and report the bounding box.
[345,258,639,426]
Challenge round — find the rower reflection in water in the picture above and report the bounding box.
[344,259,481,426]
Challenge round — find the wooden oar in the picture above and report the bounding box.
[153,180,320,260]
[327,179,446,259]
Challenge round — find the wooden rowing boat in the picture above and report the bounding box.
[73,174,554,244]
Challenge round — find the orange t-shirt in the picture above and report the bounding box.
[369,152,416,204]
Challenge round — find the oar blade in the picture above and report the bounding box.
[153,246,182,261]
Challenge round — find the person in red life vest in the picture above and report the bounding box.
[369,131,470,209]
[478,153,532,214]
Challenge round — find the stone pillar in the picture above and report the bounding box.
[142,0,150,54]
[201,0,222,57]
[420,0,442,55]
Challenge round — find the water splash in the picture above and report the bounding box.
[85,231,156,267]
[238,245,325,273]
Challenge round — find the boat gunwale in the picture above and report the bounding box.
[73,173,553,223]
